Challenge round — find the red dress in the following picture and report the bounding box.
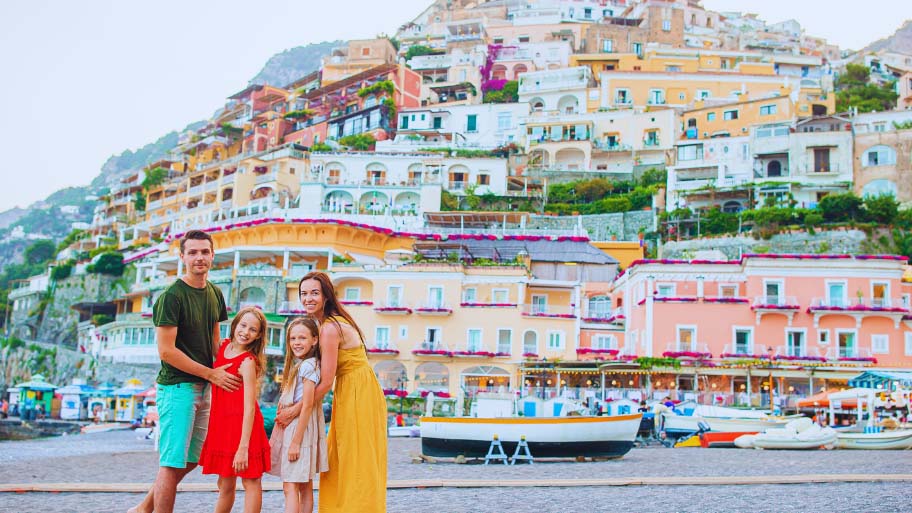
[199,340,271,478]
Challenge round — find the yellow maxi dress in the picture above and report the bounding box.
[319,321,388,512]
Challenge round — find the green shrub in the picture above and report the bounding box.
[863,194,899,224]
[88,252,125,276]
[818,192,863,222]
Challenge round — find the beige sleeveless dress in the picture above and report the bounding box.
[268,357,328,482]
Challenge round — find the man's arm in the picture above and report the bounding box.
[157,325,240,391]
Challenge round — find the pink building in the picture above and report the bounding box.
[575,254,912,405]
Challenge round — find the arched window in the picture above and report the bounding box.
[588,296,612,318]
[862,145,896,167]
[522,330,538,355]
[238,287,266,309]
[767,160,782,177]
[861,179,898,198]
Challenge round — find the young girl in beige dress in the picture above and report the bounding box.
[269,317,328,513]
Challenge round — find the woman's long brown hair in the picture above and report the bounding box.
[298,271,365,344]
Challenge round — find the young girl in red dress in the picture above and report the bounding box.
[199,306,271,513]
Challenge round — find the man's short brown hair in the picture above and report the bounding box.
[180,230,214,254]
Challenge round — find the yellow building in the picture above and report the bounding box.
[681,94,795,140]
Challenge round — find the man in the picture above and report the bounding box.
[130,230,240,513]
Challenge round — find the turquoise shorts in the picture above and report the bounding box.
[157,382,210,468]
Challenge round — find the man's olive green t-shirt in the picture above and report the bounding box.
[153,279,228,385]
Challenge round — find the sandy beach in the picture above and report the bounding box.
[1,429,910,512]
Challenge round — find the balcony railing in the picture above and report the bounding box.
[772,345,824,360]
[374,303,412,314]
[414,303,453,315]
[825,346,874,361]
[412,340,451,356]
[663,342,712,358]
[720,343,772,359]
[808,297,909,312]
[367,340,399,354]
[520,304,576,319]
[277,301,308,315]
[751,296,800,309]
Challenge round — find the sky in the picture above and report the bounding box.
[1,0,910,213]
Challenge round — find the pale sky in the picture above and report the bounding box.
[1,0,910,212]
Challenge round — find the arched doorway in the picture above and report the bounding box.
[523,330,538,356]
[767,160,782,177]
[238,287,266,309]
[461,365,511,397]
[414,362,449,392]
[374,360,407,390]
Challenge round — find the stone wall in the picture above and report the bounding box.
[527,210,656,241]
[36,270,133,346]
[660,229,868,259]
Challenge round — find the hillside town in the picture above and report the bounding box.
[6,0,912,419]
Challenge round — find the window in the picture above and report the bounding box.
[707,112,716,121]
[648,89,665,105]
[492,289,509,304]
[656,283,675,297]
[723,110,739,120]
[764,281,782,305]
[837,330,856,357]
[268,327,283,349]
[421,327,443,351]
[734,328,752,354]
[593,334,617,350]
[871,334,889,354]
[466,114,477,132]
[601,39,613,53]
[463,287,477,303]
[361,47,370,56]
[584,7,592,18]
[523,331,538,355]
[344,287,360,301]
[632,42,642,56]
[818,329,830,346]
[497,329,512,354]
[588,296,611,318]
[814,148,831,172]
[547,330,564,349]
[433,116,442,129]
[375,327,391,350]
[428,286,444,308]
[863,145,896,166]
[400,115,409,129]
[786,330,805,357]
[518,35,530,43]
[677,326,696,351]
[906,333,912,356]
[662,20,671,31]
[871,282,889,307]
[477,174,490,185]
[826,282,846,307]
[387,285,403,307]
[531,294,547,314]
[497,112,511,132]
[467,329,482,352]
[493,37,504,44]
[615,89,630,104]
[677,144,704,161]
[720,285,738,297]
[399,326,408,339]
[666,65,682,72]
[760,104,777,116]
[697,90,710,100]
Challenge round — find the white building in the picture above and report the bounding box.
[666,135,753,212]
[518,66,595,114]
[379,103,529,151]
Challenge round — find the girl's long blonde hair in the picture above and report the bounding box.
[280,316,321,394]
[229,306,268,379]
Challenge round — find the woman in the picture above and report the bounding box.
[277,271,387,512]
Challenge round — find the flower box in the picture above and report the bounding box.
[523,312,577,319]
[576,348,619,356]
[837,356,877,363]
[453,350,496,357]
[367,348,399,355]
[340,300,373,306]
[720,353,767,359]
[775,355,827,362]
[751,304,800,310]
[704,297,750,304]
[374,306,412,314]
[522,352,540,359]
[414,307,453,315]
[420,390,451,398]
[807,305,908,313]
[654,296,698,303]
[411,349,452,357]
[582,316,623,324]
[460,302,517,308]
[383,388,408,398]
[663,351,712,359]
[618,354,638,361]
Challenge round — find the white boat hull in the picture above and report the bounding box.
[836,430,912,450]
[661,413,786,435]
[420,414,642,459]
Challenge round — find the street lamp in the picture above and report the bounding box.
[397,370,408,415]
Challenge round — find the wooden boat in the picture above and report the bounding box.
[419,414,642,459]
[836,430,912,450]
[700,431,758,448]
[661,413,786,436]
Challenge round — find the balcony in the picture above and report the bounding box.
[414,303,453,316]
[452,345,510,358]
[825,346,875,364]
[808,297,909,328]
[277,301,308,315]
[771,345,825,363]
[592,141,632,152]
[581,307,625,324]
[373,303,412,315]
[366,340,399,356]
[521,304,576,320]
[751,295,800,323]
[719,343,772,360]
[643,138,661,148]
[408,54,452,70]
[255,172,277,185]
[662,343,713,359]
[411,340,452,357]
